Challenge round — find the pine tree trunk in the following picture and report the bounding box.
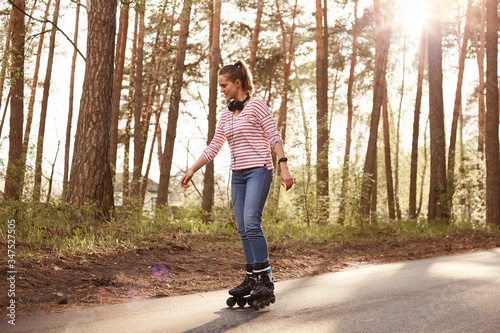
[339,0,358,224]
[293,58,312,226]
[484,0,500,224]
[472,0,486,200]
[0,16,13,114]
[202,0,221,222]
[249,0,264,73]
[157,0,192,207]
[447,0,472,217]
[66,0,116,221]
[0,91,11,139]
[360,0,393,216]
[5,0,25,201]
[409,25,426,219]
[476,1,486,157]
[123,9,139,200]
[33,0,61,202]
[272,0,298,206]
[63,0,81,198]
[382,81,396,219]
[394,35,406,220]
[315,0,329,221]
[132,4,146,199]
[20,0,52,197]
[427,0,449,222]
[110,1,130,180]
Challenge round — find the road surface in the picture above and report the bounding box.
[3,248,500,332]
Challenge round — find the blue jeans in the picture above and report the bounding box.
[231,165,273,266]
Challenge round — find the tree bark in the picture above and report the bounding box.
[33,0,61,202]
[20,0,51,197]
[5,0,25,201]
[382,81,396,219]
[394,35,406,220]
[202,0,221,222]
[339,0,358,224]
[472,0,486,199]
[123,9,139,200]
[447,0,472,216]
[484,0,500,224]
[66,0,116,221]
[132,3,146,199]
[427,0,449,222]
[359,0,393,217]
[293,57,312,226]
[249,0,264,73]
[157,0,192,207]
[63,0,81,198]
[109,1,130,180]
[315,0,329,221]
[409,24,426,219]
[0,15,13,115]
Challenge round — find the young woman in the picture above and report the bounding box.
[179,59,293,308]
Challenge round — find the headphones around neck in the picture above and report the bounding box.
[228,94,250,112]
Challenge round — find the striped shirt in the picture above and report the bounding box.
[203,97,283,171]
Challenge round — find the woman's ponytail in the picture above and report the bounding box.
[219,59,255,95]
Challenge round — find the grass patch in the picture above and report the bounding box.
[1,200,498,257]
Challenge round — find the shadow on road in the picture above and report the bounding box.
[184,306,265,333]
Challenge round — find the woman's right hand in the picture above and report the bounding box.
[180,170,194,188]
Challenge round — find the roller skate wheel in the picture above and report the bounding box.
[252,300,260,311]
[265,299,270,306]
[259,301,265,309]
[270,295,276,303]
[226,297,236,307]
[237,298,246,308]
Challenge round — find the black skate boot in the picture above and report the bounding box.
[250,263,276,311]
[226,264,255,308]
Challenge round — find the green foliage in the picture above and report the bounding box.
[1,199,498,258]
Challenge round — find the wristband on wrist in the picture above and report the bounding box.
[278,157,288,164]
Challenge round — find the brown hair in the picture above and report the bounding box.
[219,59,255,96]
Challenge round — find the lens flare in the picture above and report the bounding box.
[152,262,172,281]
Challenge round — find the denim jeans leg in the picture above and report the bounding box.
[232,166,273,266]
[232,170,254,265]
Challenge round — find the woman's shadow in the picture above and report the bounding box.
[183,305,268,333]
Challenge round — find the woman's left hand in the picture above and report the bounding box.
[280,168,293,191]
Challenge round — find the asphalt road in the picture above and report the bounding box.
[4,248,500,333]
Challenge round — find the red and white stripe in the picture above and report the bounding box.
[202,97,283,171]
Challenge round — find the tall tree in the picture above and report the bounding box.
[20,0,52,197]
[275,0,298,145]
[382,81,396,219]
[66,0,116,220]
[315,0,329,220]
[359,0,394,217]
[33,0,61,202]
[409,24,426,219]
[339,0,359,224]
[472,0,486,204]
[5,0,25,200]
[109,0,130,180]
[0,15,13,116]
[249,0,264,73]
[427,0,448,222]
[63,0,81,197]
[484,0,500,224]
[157,0,192,207]
[132,2,146,199]
[202,0,221,222]
[447,0,472,215]
[123,9,140,199]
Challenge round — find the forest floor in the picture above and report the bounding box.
[2,229,500,316]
